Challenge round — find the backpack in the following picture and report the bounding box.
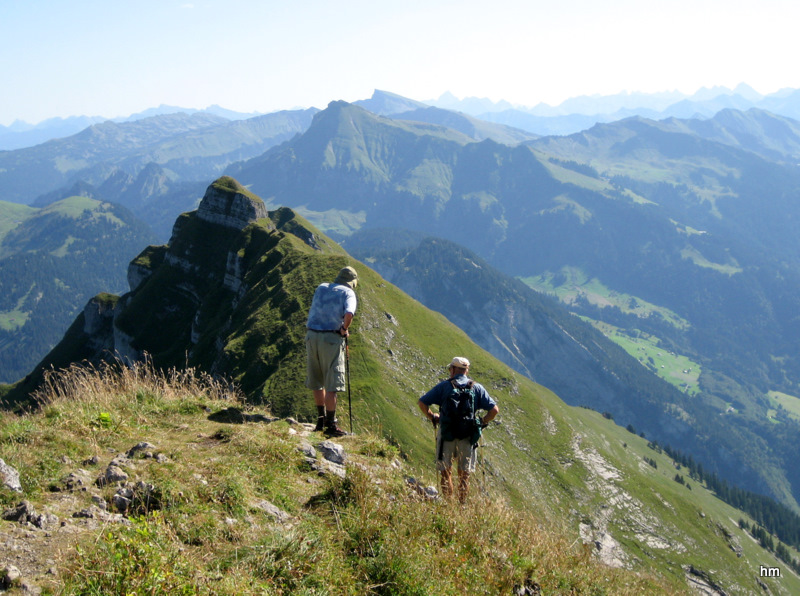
[439,379,482,445]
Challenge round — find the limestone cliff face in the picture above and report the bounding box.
[81,295,118,354]
[13,176,344,412]
[109,177,277,364]
[127,245,167,293]
[195,177,268,230]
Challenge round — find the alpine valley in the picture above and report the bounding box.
[2,175,798,594]
[0,197,155,383]
[226,99,800,512]
[3,88,800,592]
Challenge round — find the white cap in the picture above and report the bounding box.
[448,357,470,369]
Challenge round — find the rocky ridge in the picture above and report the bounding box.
[7,175,337,413]
[0,414,417,594]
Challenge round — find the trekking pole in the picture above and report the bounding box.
[345,335,353,433]
[432,416,437,454]
[431,414,441,461]
[476,443,487,497]
[478,417,490,497]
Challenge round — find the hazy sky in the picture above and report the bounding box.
[2,0,797,125]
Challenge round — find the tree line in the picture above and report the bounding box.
[647,439,800,550]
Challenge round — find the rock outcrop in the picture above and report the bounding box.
[196,176,268,230]
[0,459,22,493]
[10,175,347,416]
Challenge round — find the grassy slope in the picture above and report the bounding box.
[247,220,800,593]
[0,362,675,595]
[521,264,800,424]
[563,403,800,593]
[769,390,800,422]
[4,192,798,592]
[582,319,702,396]
[519,267,702,395]
[2,358,797,593]
[520,266,689,330]
[0,201,37,243]
[171,261,800,591]
[0,196,128,254]
[0,195,153,385]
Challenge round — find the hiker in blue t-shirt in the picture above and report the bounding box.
[418,357,499,502]
[305,266,358,437]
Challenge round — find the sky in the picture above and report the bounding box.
[1,0,799,126]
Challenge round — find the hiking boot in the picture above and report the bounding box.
[314,416,325,432]
[324,424,348,437]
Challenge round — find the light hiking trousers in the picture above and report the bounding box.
[305,330,346,392]
[435,432,478,474]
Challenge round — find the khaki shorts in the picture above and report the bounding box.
[435,431,478,474]
[305,330,346,392]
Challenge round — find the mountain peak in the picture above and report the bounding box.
[196,176,268,230]
[732,82,763,102]
[354,90,429,116]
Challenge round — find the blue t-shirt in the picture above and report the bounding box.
[419,374,497,411]
[306,282,357,331]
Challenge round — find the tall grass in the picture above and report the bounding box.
[32,355,240,411]
[60,469,677,595]
[1,361,681,594]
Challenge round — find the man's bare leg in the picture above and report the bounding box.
[458,469,470,503]
[440,468,454,498]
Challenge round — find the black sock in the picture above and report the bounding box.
[317,405,325,419]
[325,410,336,426]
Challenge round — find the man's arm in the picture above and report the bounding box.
[481,405,499,426]
[339,312,354,337]
[418,399,440,427]
[474,384,499,426]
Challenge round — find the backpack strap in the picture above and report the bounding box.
[449,379,474,391]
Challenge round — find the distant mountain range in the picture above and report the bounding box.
[6,84,800,150]
[428,83,764,116]
[5,108,318,203]
[0,105,266,151]
[4,89,800,514]
[225,100,800,509]
[426,83,800,135]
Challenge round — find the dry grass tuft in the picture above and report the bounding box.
[33,354,241,410]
